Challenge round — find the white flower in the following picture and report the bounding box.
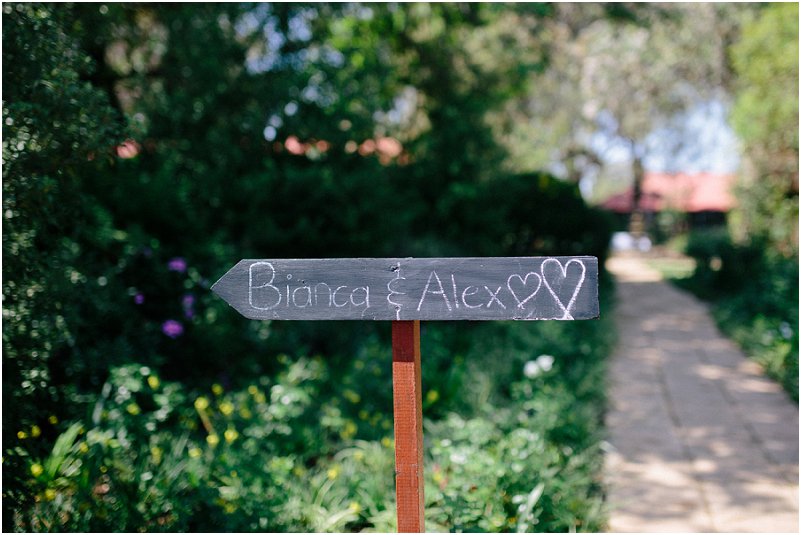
[523,361,541,379]
[524,355,555,378]
[779,322,793,340]
[536,354,554,372]
[450,452,467,465]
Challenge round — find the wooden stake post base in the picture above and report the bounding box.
[392,320,425,532]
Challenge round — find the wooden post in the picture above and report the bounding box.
[392,320,425,533]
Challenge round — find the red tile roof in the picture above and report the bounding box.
[599,172,737,213]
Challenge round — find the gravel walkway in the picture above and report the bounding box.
[604,255,798,532]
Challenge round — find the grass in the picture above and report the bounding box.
[643,256,696,281]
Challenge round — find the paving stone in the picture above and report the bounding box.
[604,255,798,533]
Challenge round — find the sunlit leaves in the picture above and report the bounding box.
[727,4,798,254]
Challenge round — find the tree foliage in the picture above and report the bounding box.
[729,2,799,255]
[3,3,122,513]
[497,4,750,208]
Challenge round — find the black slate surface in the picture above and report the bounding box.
[211,257,599,321]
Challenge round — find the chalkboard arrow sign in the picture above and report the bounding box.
[211,256,599,321]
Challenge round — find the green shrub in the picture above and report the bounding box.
[438,172,614,264]
[14,297,614,532]
[684,228,763,295]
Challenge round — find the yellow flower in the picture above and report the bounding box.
[247,385,259,395]
[30,463,44,477]
[206,434,220,447]
[223,502,237,514]
[78,442,89,454]
[343,389,361,404]
[219,401,235,416]
[340,420,357,439]
[44,489,56,501]
[381,437,393,449]
[292,466,306,477]
[48,415,58,425]
[151,446,163,464]
[212,383,224,396]
[348,501,362,514]
[239,407,252,419]
[433,471,444,484]
[353,450,365,462]
[126,403,141,415]
[224,428,239,443]
[358,410,369,421]
[188,447,202,459]
[327,465,340,480]
[426,389,440,404]
[254,392,266,404]
[30,425,41,438]
[17,431,27,440]
[194,396,209,411]
[147,375,160,389]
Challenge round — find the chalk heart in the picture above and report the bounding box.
[506,272,542,309]
[541,259,586,320]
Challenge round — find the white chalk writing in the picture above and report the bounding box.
[386,263,406,320]
[248,263,371,314]
[249,262,281,310]
[461,285,482,309]
[417,270,452,312]
[242,258,590,320]
[540,258,586,320]
[484,285,506,309]
[507,272,542,309]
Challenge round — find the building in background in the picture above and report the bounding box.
[598,172,736,240]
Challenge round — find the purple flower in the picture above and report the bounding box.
[162,320,184,338]
[134,293,145,305]
[182,294,196,319]
[167,257,187,273]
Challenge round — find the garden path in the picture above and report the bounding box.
[604,254,798,532]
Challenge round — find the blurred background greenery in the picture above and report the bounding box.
[2,2,796,532]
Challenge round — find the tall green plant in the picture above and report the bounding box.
[729,3,799,255]
[2,3,123,521]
